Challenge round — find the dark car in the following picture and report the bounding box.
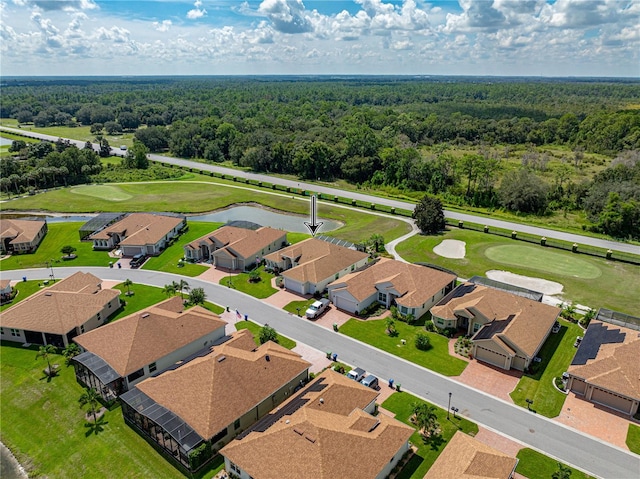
[130,254,146,268]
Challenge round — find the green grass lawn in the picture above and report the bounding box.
[510,319,584,417]
[627,424,640,455]
[0,222,112,271]
[515,448,594,479]
[339,318,467,376]
[382,392,478,479]
[283,298,316,316]
[396,229,640,314]
[3,180,411,244]
[142,222,222,277]
[234,320,296,350]
[219,266,277,299]
[0,342,223,479]
[199,301,225,315]
[109,283,170,322]
[0,280,42,312]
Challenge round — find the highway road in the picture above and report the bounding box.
[3,266,639,479]
[2,126,639,256]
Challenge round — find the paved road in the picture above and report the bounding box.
[4,267,639,479]
[2,127,638,255]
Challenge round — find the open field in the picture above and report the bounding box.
[510,319,584,418]
[339,318,468,377]
[381,391,478,479]
[0,121,136,148]
[0,342,222,479]
[396,228,640,314]
[515,448,594,479]
[2,181,412,244]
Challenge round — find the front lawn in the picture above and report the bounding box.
[0,342,223,479]
[0,222,112,270]
[219,266,277,299]
[0,280,42,312]
[142,222,222,277]
[109,283,169,322]
[515,448,594,479]
[234,320,297,350]
[627,424,640,455]
[382,392,478,479]
[283,298,316,316]
[510,319,584,417]
[339,318,467,376]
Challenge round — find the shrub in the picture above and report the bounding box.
[415,332,432,351]
[188,441,212,470]
[424,320,436,332]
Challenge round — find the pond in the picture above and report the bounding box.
[189,206,341,233]
[1,207,342,233]
[0,137,14,147]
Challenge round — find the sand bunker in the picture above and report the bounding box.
[486,270,564,296]
[433,239,466,259]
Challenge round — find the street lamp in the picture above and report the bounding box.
[526,399,533,411]
[296,307,301,317]
[447,392,452,419]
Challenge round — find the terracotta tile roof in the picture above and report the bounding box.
[329,258,455,307]
[186,225,285,258]
[74,297,227,377]
[0,219,46,245]
[424,431,518,479]
[0,272,119,335]
[432,283,559,357]
[221,370,413,479]
[135,330,311,440]
[265,238,368,283]
[568,320,640,400]
[88,213,183,245]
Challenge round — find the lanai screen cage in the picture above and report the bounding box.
[79,213,126,240]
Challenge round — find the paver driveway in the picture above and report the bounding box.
[453,358,522,402]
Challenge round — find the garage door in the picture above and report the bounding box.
[591,388,633,415]
[571,378,587,395]
[122,246,143,256]
[216,256,234,270]
[332,294,358,314]
[512,355,527,371]
[284,278,305,295]
[475,346,508,370]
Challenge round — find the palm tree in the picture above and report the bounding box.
[411,402,439,438]
[552,463,572,479]
[36,344,58,376]
[385,316,397,336]
[123,278,133,297]
[162,283,177,297]
[79,387,102,423]
[177,279,190,299]
[62,343,81,366]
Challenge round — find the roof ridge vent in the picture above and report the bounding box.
[293,428,304,435]
[305,435,316,443]
[217,355,226,362]
[369,420,381,432]
[45,292,52,296]
[141,313,150,318]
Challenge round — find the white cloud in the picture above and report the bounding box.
[258,0,313,34]
[153,20,172,32]
[187,0,207,19]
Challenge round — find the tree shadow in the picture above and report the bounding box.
[423,432,446,451]
[39,370,58,383]
[84,415,108,437]
[394,453,424,479]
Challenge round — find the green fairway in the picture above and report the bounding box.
[381,392,478,479]
[396,229,640,315]
[339,318,467,376]
[71,185,133,201]
[510,319,584,417]
[234,320,296,350]
[515,448,594,479]
[0,342,223,479]
[485,244,602,279]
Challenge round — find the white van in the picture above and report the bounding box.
[347,367,366,382]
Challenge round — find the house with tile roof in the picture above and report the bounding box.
[72,296,227,401]
[566,316,640,417]
[0,272,120,348]
[328,258,456,317]
[430,282,560,371]
[119,329,311,471]
[0,279,13,304]
[220,369,414,479]
[88,212,186,256]
[264,238,369,295]
[424,431,518,479]
[183,225,286,270]
[0,218,47,254]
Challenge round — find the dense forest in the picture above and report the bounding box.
[1,76,639,239]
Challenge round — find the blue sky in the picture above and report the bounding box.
[1,0,638,77]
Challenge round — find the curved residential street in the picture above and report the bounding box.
[2,127,639,255]
[2,267,639,479]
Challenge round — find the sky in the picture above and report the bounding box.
[0,0,638,77]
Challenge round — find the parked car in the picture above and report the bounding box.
[347,367,366,382]
[361,374,379,389]
[120,145,127,151]
[552,321,561,333]
[573,336,583,347]
[129,253,146,268]
[305,298,330,319]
